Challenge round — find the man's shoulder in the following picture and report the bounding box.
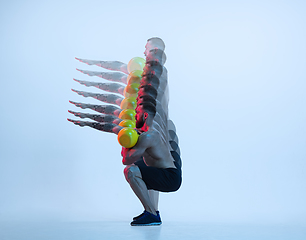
[138,129,159,144]
[139,129,159,138]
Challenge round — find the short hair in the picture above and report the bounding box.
[147,49,167,65]
[138,102,156,117]
[146,60,160,67]
[143,61,163,78]
[138,85,158,99]
[137,95,157,106]
[147,37,165,50]
[141,75,160,89]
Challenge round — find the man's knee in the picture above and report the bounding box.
[124,165,142,182]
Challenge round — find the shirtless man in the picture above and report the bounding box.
[70,38,180,223]
[122,102,181,226]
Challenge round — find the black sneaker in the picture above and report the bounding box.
[133,210,160,220]
[130,211,162,226]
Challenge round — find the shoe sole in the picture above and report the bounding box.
[131,222,162,226]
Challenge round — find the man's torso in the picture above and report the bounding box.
[140,129,176,169]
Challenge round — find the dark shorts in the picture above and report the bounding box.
[134,151,182,192]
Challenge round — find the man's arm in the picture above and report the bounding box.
[76,68,128,84]
[67,119,123,134]
[73,79,125,95]
[69,101,122,116]
[68,110,122,125]
[71,89,123,106]
[75,57,128,74]
[122,132,152,165]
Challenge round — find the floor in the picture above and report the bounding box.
[0,221,305,240]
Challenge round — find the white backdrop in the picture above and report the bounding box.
[0,0,305,224]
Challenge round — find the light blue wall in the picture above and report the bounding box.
[0,0,305,224]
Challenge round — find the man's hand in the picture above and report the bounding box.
[121,147,127,157]
[121,133,152,165]
[121,147,132,165]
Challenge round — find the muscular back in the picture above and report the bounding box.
[140,129,176,169]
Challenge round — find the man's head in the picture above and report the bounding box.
[142,61,163,78]
[135,102,156,129]
[140,75,160,89]
[137,95,157,107]
[146,49,167,65]
[144,37,165,56]
[137,85,158,100]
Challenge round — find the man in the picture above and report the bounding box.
[122,102,181,226]
[70,37,180,224]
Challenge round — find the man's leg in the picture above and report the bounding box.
[148,190,159,211]
[124,165,157,215]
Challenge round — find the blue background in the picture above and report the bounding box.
[0,0,305,225]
